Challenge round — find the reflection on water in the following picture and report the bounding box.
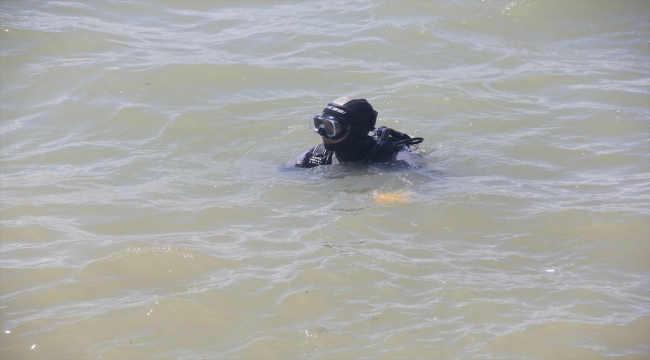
[1,0,649,358]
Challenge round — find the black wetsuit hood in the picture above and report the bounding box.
[320,96,378,160]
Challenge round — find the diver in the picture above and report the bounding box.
[295,96,424,168]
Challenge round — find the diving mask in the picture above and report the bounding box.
[309,115,350,139]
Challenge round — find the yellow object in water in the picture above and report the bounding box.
[373,191,409,205]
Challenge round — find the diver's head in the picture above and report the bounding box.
[310,96,378,152]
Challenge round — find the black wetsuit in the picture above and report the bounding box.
[295,134,423,169]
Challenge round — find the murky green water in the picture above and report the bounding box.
[1,0,649,358]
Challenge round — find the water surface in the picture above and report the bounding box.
[1,0,649,358]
